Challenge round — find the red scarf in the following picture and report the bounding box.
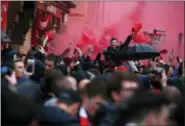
[153,89,161,94]
[79,107,90,126]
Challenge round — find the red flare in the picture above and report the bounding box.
[132,23,151,43]
[160,49,168,54]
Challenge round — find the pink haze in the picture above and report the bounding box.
[52,1,184,60]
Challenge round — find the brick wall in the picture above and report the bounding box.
[19,27,32,54]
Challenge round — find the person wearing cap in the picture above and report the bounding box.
[35,90,81,126]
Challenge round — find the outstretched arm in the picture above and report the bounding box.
[119,34,133,50]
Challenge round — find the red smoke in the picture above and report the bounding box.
[129,2,151,43]
[53,2,149,56]
[98,24,118,49]
[132,23,151,43]
[76,2,149,54]
[128,1,147,24]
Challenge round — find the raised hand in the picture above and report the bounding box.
[5,71,17,85]
[161,69,168,88]
[38,45,46,54]
[76,47,83,56]
[169,49,175,62]
[88,44,94,53]
[68,42,72,50]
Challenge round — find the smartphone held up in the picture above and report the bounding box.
[24,59,35,77]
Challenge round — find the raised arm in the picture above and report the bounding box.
[119,34,133,50]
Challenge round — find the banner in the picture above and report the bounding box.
[1,1,9,31]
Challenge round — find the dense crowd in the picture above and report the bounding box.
[1,33,184,126]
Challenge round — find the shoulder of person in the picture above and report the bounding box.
[107,46,112,50]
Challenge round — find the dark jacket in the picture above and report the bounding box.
[36,106,80,126]
[93,102,117,126]
[103,35,133,65]
[17,79,42,102]
[2,81,40,125]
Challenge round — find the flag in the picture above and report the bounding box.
[132,23,151,43]
[1,1,9,31]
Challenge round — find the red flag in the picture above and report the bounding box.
[1,1,9,31]
[132,22,142,33]
[133,32,151,43]
[39,13,52,30]
[160,49,168,54]
[46,31,55,40]
[132,23,151,43]
[76,30,95,52]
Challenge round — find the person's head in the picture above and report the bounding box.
[44,69,63,94]
[139,67,144,73]
[66,76,77,91]
[116,91,171,126]
[70,71,89,84]
[107,71,140,103]
[63,57,74,71]
[161,86,181,103]
[149,58,157,67]
[2,48,19,66]
[110,37,118,48]
[45,70,77,95]
[82,78,108,116]
[44,55,57,73]
[150,79,163,91]
[56,90,81,116]
[55,64,68,75]
[13,60,25,77]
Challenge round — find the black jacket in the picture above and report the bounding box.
[36,106,80,126]
[93,102,117,126]
[103,35,133,65]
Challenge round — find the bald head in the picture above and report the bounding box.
[66,76,77,91]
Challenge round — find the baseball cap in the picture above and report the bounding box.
[57,90,81,104]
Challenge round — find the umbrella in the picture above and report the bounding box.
[117,44,160,60]
[1,30,12,43]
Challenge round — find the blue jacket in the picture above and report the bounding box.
[17,76,30,83]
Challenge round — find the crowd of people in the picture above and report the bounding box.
[1,31,184,126]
